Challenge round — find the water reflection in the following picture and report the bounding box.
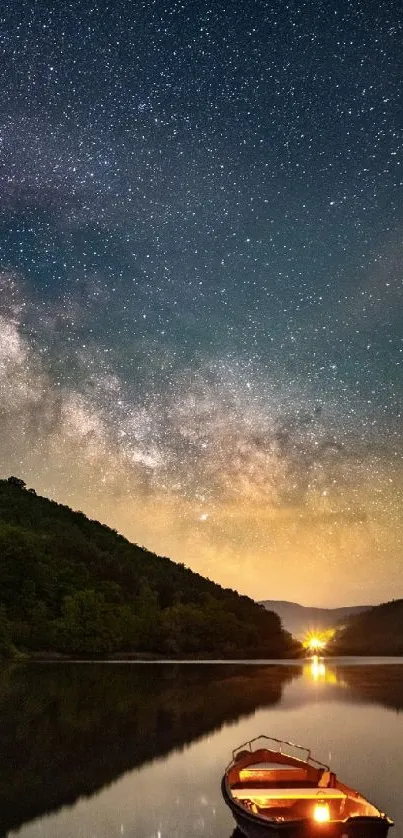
[307,655,327,681]
[1,660,402,838]
[304,656,346,686]
[0,662,298,836]
[338,664,403,712]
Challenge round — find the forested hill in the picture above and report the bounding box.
[0,477,300,659]
[331,599,403,655]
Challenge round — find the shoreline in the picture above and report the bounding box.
[11,653,403,665]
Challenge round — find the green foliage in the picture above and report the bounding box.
[52,590,140,654]
[0,478,301,658]
[0,605,16,658]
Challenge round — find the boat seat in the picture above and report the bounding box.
[242,762,304,771]
[239,763,308,783]
[232,787,346,802]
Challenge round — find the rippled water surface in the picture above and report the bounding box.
[2,658,402,838]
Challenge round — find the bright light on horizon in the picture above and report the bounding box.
[309,636,325,650]
[302,627,336,652]
[303,633,327,652]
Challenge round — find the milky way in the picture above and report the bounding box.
[0,0,402,605]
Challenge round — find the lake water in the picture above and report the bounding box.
[2,658,402,838]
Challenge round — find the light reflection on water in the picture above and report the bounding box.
[4,659,403,838]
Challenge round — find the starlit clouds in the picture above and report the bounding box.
[0,274,401,606]
[0,0,401,606]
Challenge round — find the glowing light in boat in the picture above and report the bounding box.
[313,802,330,823]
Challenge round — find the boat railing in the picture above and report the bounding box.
[228,735,329,772]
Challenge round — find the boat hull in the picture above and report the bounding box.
[222,778,392,838]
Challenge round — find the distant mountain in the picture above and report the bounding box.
[330,599,403,655]
[0,477,300,659]
[259,600,371,639]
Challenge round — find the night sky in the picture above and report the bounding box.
[1,0,402,606]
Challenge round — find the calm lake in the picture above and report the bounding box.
[2,659,402,838]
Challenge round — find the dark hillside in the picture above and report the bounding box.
[0,477,299,658]
[331,599,403,655]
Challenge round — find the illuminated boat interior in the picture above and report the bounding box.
[225,739,387,825]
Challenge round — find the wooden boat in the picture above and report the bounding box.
[222,736,393,838]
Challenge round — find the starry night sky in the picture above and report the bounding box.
[1,0,402,606]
